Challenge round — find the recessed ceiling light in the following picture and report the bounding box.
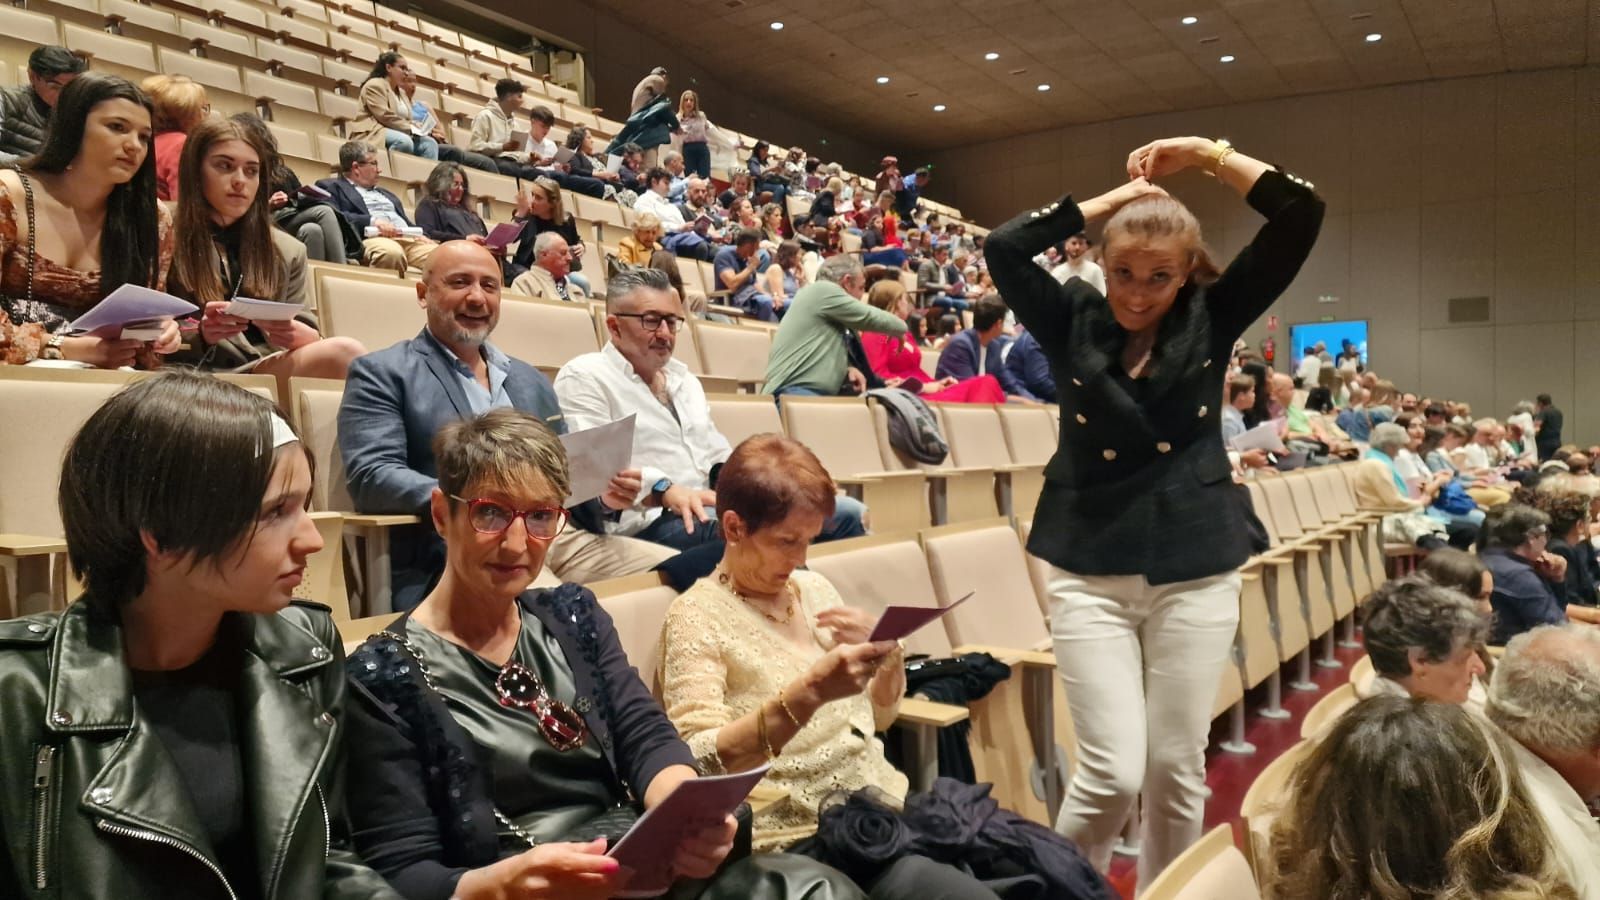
[1037,83,1051,91]
[933,104,947,112]
[876,76,890,84]
[769,21,783,30]
[984,52,1000,61]
[1365,32,1382,42]
[1219,54,1235,62]
[1181,15,1198,25]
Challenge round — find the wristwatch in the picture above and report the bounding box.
[651,477,673,501]
[41,333,64,361]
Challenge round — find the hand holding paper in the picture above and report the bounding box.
[224,297,304,321]
[559,415,636,506]
[1229,421,1287,455]
[68,285,197,335]
[485,222,524,250]
[867,591,975,642]
[606,765,771,898]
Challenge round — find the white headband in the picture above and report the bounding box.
[263,412,298,455]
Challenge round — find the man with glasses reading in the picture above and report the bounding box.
[0,46,86,164]
[319,139,437,275]
[339,241,674,610]
[555,268,866,550]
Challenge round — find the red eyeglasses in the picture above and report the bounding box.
[451,495,569,541]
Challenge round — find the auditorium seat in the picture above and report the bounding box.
[1242,481,1314,680]
[1300,682,1357,739]
[1240,738,1311,883]
[590,570,679,692]
[1256,475,1339,667]
[244,69,325,133]
[62,22,156,83]
[0,4,57,65]
[704,393,784,449]
[320,56,368,92]
[693,319,770,390]
[101,0,177,35]
[1140,825,1260,900]
[493,294,602,370]
[869,403,998,525]
[175,18,256,62]
[157,47,251,114]
[1283,472,1359,640]
[933,402,1044,521]
[780,397,929,533]
[1347,654,1375,694]
[316,272,428,352]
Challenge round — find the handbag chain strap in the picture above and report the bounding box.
[378,629,541,849]
[16,168,35,307]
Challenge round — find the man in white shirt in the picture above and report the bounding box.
[633,167,715,261]
[554,268,866,549]
[1295,345,1323,385]
[1049,232,1106,295]
[467,79,609,197]
[1484,624,1600,896]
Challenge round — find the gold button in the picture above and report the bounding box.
[1197,406,1208,417]
[1030,211,1040,219]
[1202,359,1211,367]
[1156,442,1172,453]
[1103,449,1117,461]
[1075,414,1087,424]
[1306,181,1316,190]
[1072,378,1083,386]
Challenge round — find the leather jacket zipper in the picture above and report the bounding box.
[32,745,56,889]
[316,784,330,858]
[95,819,239,900]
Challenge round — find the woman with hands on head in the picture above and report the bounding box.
[343,410,869,900]
[985,135,1324,886]
[0,73,180,368]
[165,117,365,379]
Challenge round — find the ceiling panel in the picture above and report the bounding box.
[568,0,1593,151]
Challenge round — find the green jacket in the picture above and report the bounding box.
[762,280,906,395]
[0,599,401,900]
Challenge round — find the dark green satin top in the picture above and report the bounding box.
[410,615,617,845]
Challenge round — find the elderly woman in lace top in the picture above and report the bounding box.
[661,435,1111,900]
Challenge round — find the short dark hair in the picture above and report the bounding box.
[339,140,375,173]
[733,227,761,249]
[619,142,643,157]
[494,78,525,100]
[1537,393,1553,406]
[717,434,836,535]
[1424,403,1448,419]
[28,46,86,79]
[972,294,1008,332]
[644,166,672,188]
[59,372,300,607]
[1362,576,1488,679]
[1418,547,1489,599]
[528,104,555,126]
[1482,504,1550,550]
[1306,386,1334,413]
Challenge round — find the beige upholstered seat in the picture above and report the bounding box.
[869,404,996,525]
[705,394,783,449]
[780,396,928,533]
[494,295,602,370]
[1140,824,1260,900]
[63,22,156,82]
[590,571,680,695]
[1300,681,1359,740]
[1240,739,1312,884]
[694,320,772,389]
[316,272,428,352]
[934,402,1044,520]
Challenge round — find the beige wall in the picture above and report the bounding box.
[927,66,1600,444]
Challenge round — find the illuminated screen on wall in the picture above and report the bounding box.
[1289,320,1368,368]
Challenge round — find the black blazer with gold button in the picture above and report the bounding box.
[986,169,1324,584]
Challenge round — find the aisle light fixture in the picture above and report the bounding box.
[1365,32,1382,42]
[984,52,1000,60]
[876,76,890,84]
[1220,54,1235,62]
[1181,15,1198,24]
[933,104,947,112]
[770,21,783,30]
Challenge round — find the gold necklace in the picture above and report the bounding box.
[717,567,795,625]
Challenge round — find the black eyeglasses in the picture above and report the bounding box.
[450,495,569,540]
[614,312,685,333]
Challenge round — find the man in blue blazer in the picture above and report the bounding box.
[317,140,438,276]
[935,293,1043,402]
[1006,328,1056,402]
[339,241,674,609]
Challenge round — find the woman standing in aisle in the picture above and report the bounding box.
[984,136,1323,888]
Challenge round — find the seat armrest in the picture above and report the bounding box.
[953,643,1056,667]
[0,534,68,557]
[343,513,422,528]
[896,697,969,727]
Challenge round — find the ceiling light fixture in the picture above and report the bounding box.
[984,52,1000,60]
[876,76,890,84]
[1365,32,1382,42]
[769,21,783,30]
[1181,15,1198,24]
[933,104,947,112]
[1037,83,1051,91]
[1219,54,1235,62]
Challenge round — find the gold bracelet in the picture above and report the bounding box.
[1209,139,1235,178]
[756,700,777,761]
[777,690,803,729]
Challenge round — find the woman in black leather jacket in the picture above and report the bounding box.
[0,370,397,900]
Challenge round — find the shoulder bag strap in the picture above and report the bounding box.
[14,169,34,306]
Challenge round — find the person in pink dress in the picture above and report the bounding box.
[861,279,1005,403]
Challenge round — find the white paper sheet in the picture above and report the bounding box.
[607,764,772,898]
[1230,420,1287,454]
[67,285,197,334]
[553,145,576,166]
[224,297,305,321]
[559,415,635,506]
[606,153,625,174]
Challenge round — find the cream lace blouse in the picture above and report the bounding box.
[660,569,910,851]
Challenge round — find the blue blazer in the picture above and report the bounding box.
[1005,330,1056,402]
[338,330,575,608]
[935,329,1039,401]
[315,176,414,234]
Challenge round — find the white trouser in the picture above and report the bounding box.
[1046,566,1241,893]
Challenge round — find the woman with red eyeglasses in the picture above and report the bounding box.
[342,407,867,900]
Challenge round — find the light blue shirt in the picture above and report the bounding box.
[348,178,406,228]
[424,330,511,415]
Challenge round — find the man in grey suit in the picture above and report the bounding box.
[338,241,673,609]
